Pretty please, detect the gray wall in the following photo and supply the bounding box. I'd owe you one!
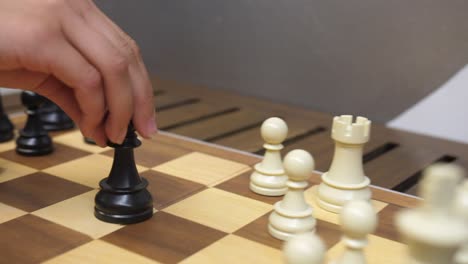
[97,0,468,122]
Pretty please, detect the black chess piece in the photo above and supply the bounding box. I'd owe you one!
[0,95,14,142]
[16,91,54,156]
[84,137,96,145]
[39,98,74,131]
[94,123,153,224]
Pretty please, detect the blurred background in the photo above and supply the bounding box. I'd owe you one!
[3,0,468,142]
[96,0,468,142]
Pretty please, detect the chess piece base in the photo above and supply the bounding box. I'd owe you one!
[268,210,316,241]
[317,173,372,213]
[250,171,288,196]
[249,182,287,196]
[94,177,153,224]
[15,134,53,156]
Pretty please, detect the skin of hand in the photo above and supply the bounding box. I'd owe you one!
[0,0,157,146]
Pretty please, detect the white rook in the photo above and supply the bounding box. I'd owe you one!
[317,115,372,213]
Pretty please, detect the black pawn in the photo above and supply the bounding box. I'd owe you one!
[0,95,14,142]
[16,91,54,156]
[39,98,74,131]
[94,124,153,224]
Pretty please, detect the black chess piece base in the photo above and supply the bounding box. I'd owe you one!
[16,134,53,156]
[94,178,153,224]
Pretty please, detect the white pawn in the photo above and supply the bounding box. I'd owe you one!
[455,180,468,264]
[333,200,377,264]
[250,117,289,196]
[396,163,467,264]
[284,232,326,264]
[317,115,372,213]
[268,149,316,240]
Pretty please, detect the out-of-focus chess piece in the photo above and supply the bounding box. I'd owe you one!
[39,98,74,131]
[16,91,53,156]
[0,94,14,142]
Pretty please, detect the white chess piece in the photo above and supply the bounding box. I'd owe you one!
[317,115,372,213]
[268,149,316,240]
[250,117,289,196]
[333,200,377,264]
[396,163,468,264]
[283,232,326,264]
[455,180,468,264]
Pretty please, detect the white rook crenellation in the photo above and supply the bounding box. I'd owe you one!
[396,163,468,264]
[317,115,372,213]
[250,117,289,196]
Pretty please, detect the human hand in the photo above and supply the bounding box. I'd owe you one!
[0,0,156,146]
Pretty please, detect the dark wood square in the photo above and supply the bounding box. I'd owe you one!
[375,204,404,242]
[234,211,282,249]
[101,138,192,168]
[102,211,227,264]
[141,170,205,210]
[235,213,342,250]
[215,171,282,205]
[0,214,91,264]
[315,219,343,248]
[0,142,92,170]
[0,172,92,212]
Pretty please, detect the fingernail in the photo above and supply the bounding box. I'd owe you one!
[147,117,157,135]
[115,128,127,144]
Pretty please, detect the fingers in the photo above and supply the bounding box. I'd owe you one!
[40,38,107,144]
[60,4,134,144]
[32,76,81,124]
[72,0,157,138]
[0,70,48,89]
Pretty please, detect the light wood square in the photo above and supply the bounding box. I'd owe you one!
[44,240,161,264]
[0,202,27,224]
[153,152,250,186]
[180,234,282,264]
[164,188,271,233]
[326,234,406,264]
[0,140,15,153]
[43,154,147,188]
[0,157,36,183]
[305,185,388,225]
[53,130,110,154]
[32,190,124,239]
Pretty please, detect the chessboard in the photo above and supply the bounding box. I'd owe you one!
[0,121,420,264]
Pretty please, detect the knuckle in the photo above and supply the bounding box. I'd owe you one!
[128,38,141,58]
[79,68,102,92]
[108,54,130,74]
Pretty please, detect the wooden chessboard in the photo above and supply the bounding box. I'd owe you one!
[0,125,419,263]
